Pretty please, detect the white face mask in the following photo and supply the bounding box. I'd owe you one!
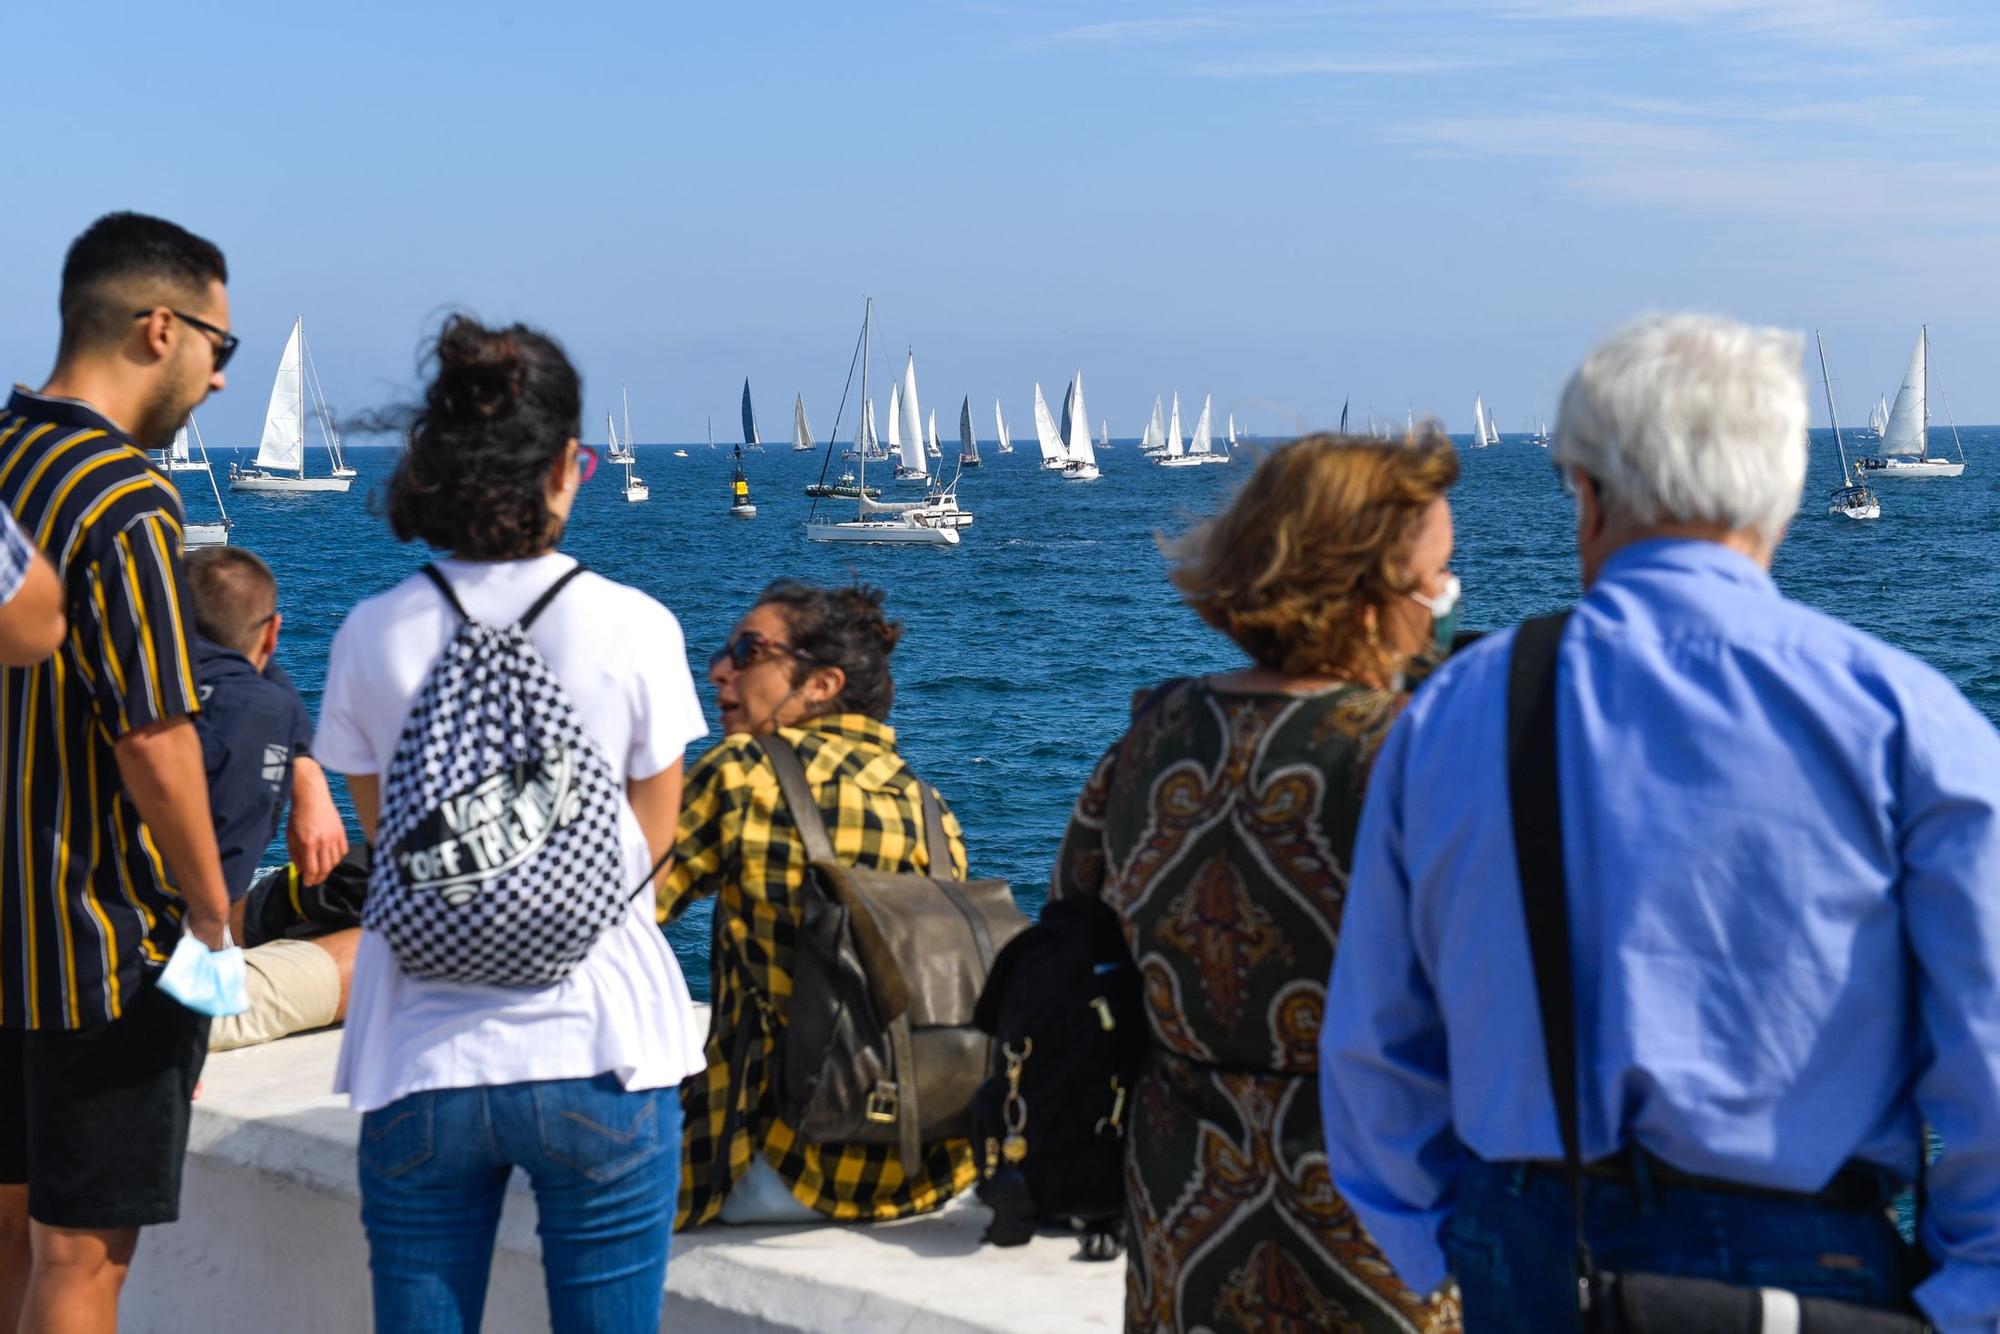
[1406,573,1462,653]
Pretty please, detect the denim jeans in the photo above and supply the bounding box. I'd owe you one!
[1445,1158,1924,1333]
[358,1074,681,1334]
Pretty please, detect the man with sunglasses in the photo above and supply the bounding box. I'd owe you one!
[0,212,237,1334]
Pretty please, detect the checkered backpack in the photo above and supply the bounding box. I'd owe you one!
[363,563,629,988]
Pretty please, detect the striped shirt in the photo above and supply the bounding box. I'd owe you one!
[0,505,32,603]
[0,386,202,1030]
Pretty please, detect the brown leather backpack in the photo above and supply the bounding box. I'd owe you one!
[761,734,1028,1175]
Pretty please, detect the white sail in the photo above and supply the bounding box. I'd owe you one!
[1226,413,1237,449]
[1189,396,1214,456]
[860,398,878,454]
[607,412,620,455]
[1869,395,1890,436]
[170,426,191,464]
[926,408,940,457]
[994,399,1012,453]
[793,395,814,452]
[1880,329,1927,458]
[887,383,903,454]
[1473,394,1489,447]
[1066,373,1095,467]
[254,319,306,474]
[898,355,926,475]
[1142,397,1165,451]
[1166,393,1184,458]
[1032,384,1065,463]
[1100,419,1109,448]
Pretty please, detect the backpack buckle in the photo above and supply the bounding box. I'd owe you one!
[865,1081,899,1124]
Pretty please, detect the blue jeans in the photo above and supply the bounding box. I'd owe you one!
[358,1075,681,1334]
[1446,1158,1923,1333]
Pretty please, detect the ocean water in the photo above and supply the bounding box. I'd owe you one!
[196,429,1997,997]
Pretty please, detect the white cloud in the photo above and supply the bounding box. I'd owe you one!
[1194,54,1490,77]
[1042,16,1233,47]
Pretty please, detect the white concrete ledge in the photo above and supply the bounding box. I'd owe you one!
[122,1021,1122,1332]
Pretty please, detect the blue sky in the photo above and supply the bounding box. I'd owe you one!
[5,0,1998,441]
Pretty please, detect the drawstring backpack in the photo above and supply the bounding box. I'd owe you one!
[364,563,630,988]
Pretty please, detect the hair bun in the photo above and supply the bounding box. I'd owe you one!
[433,315,523,421]
[836,584,902,654]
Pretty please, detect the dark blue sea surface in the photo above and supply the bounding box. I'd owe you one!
[196,429,1998,997]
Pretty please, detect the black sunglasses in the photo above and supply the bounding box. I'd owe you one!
[133,307,240,372]
[708,631,815,672]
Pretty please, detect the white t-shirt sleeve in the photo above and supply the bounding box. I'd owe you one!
[626,599,708,780]
[314,612,379,775]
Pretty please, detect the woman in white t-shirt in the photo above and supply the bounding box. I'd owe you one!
[315,317,706,1334]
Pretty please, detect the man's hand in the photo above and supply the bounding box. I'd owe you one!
[184,904,230,951]
[287,757,348,885]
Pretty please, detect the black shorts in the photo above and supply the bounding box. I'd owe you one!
[0,978,209,1228]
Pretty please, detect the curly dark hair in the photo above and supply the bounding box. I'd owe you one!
[756,580,904,720]
[385,315,583,559]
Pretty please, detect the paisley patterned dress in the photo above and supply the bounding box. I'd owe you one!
[1053,678,1460,1334]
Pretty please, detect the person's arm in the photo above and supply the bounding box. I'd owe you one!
[347,773,379,844]
[1901,691,2000,1334]
[0,544,64,666]
[286,756,348,886]
[114,718,230,947]
[627,758,684,892]
[657,745,738,925]
[1318,715,1464,1296]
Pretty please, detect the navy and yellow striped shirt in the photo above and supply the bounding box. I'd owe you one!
[0,386,202,1030]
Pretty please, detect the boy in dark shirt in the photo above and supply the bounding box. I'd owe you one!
[186,547,354,1048]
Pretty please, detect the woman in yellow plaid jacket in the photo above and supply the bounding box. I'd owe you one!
[658,580,978,1229]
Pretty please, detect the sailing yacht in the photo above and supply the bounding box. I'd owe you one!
[1818,333,1879,521]
[1141,397,1167,457]
[158,423,211,476]
[1866,395,1889,440]
[892,355,930,484]
[1059,372,1100,481]
[229,318,352,492]
[741,379,765,452]
[730,445,757,517]
[1226,413,1240,453]
[994,400,1014,454]
[805,300,957,546]
[170,415,232,548]
[618,408,649,502]
[1158,393,1203,468]
[1099,419,1110,450]
[792,395,815,452]
[609,389,635,463]
[959,397,982,467]
[926,408,942,460]
[1470,394,1500,449]
[1857,327,1966,478]
[1032,384,1066,471]
[1185,396,1230,465]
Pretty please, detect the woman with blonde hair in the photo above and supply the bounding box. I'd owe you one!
[1050,430,1463,1333]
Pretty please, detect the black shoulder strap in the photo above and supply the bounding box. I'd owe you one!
[420,564,470,622]
[1507,611,1595,1308]
[518,562,588,631]
[918,784,956,881]
[761,733,838,864]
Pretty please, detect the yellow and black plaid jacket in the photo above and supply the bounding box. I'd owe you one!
[659,713,978,1228]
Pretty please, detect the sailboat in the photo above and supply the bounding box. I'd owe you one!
[1059,372,1099,481]
[1471,394,1498,449]
[926,409,942,460]
[157,423,211,475]
[229,318,352,492]
[1818,333,1879,521]
[1226,413,1240,453]
[1099,419,1110,450]
[741,379,765,452]
[959,397,982,467]
[1140,397,1167,456]
[171,415,231,548]
[1186,396,1229,465]
[805,300,958,547]
[609,388,635,463]
[792,395,815,452]
[1032,384,1067,471]
[618,407,649,503]
[1158,392,1202,468]
[1857,327,1966,478]
[1530,418,1551,449]
[730,445,757,517]
[994,400,1014,454]
[893,354,930,484]
[1866,395,1889,440]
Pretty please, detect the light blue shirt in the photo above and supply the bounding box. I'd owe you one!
[1320,538,2000,1333]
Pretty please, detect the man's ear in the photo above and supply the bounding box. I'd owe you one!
[260,611,282,662]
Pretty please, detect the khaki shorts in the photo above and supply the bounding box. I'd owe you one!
[207,939,341,1052]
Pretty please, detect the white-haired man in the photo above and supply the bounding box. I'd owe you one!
[1321,313,2000,1332]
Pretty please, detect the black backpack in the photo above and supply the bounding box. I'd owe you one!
[969,891,1145,1255]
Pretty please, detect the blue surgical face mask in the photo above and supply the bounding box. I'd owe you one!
[158,926,250,1018]
[1407,573,1462,655]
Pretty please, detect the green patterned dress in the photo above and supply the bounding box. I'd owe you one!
[1053,678,1460,1334]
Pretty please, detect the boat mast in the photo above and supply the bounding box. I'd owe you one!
[1815,332,1855,489]
[856,298,872,519]
[623,387,634,456]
